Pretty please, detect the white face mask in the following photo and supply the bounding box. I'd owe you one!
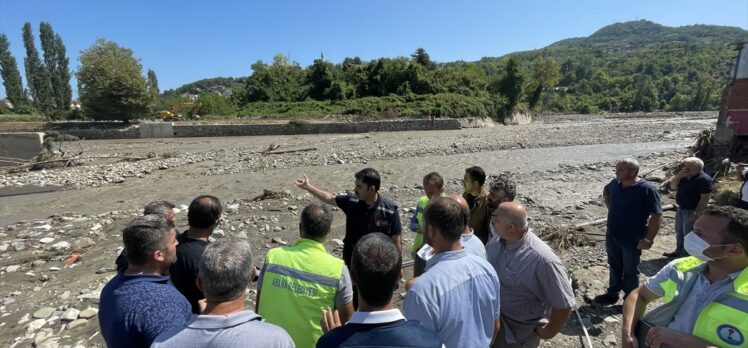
[684,231,727,262]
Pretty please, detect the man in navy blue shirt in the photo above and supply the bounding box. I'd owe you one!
[318,233,441,348]
[99,214,192,348]
[665,157,713,257]
[294,168,402,267]
[595,158,662,305]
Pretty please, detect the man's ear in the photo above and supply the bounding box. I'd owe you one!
[153,249,165,262]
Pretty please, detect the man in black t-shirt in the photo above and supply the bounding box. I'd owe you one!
[294,168,402,267]
[665,157,714,257]
[170,195,222,313]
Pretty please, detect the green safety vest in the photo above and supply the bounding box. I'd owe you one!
[411,196,430,253]
[258,238,344,348]
[643,256,748,347]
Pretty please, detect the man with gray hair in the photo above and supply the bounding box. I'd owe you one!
[152,238,295,347]
[664,157,714,257]
[595,158,662,305]
[487,202,575,347]
[99,214,191,348]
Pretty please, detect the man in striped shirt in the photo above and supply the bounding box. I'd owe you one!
[486,202,575,348]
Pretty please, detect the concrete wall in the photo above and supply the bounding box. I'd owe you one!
[173,119,461,138]
[0,119,462,140]
[0,132,44,166]
[140,122,174,138]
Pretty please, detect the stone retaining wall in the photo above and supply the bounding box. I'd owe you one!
[0,119,462,139]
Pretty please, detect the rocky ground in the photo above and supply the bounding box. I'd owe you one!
[0,112,725,347]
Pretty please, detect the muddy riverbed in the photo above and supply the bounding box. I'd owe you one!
[0,112,721,347]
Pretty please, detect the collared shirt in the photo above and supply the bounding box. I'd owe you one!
[461,229,487,259]
[151,310,295,348]
[605,178,662,242]
[645,260,742,335]
[336,194,402,266]
[348,309,406,324]
[317,309,442,348]
[99,274,192,348]
[675,172,714,210]
[486,231,576,344]
[404,250,500,348]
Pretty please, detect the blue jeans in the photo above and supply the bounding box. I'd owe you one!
[674,208,695,255]
[606,235,642,297]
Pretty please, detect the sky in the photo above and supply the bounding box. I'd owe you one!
[1,0,747,98]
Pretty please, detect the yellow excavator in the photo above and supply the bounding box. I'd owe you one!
[156,102,198,121]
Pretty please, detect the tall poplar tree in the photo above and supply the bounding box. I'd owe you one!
[0,33,28,111]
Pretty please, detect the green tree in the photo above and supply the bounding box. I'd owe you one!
[306,55,334,100]
[498,56,525,116]
[196,92,236,116]
[411,48,434,69]
[22,22,55,117]
[528,57,560,109]
[146,69,160,107]
[39,22,72,115]
[242,54,305,103]
[0,33,29,112]
[77,38,150,122]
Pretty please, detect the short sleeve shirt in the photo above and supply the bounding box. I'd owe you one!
[335,194,402,265]
[644,260,741,336]
[404,250,500,348]
[170,233,209,314]
[606,179,662,242]
[486,231,575,344]
[675,172,714,210]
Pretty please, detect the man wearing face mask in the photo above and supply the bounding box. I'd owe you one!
[621,206,748,348]
[487,174,517,238]
[170,195,223,313]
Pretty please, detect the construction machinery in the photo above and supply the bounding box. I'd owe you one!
[155,102,198,121]
[697,42,748,175]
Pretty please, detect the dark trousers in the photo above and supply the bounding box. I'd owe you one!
[606,235,642,297]
[413,256,427,277]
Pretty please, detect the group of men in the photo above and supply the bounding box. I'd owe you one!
[97,160,748,348]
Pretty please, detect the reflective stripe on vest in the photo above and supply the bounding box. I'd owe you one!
[258,238,344,348]
[655,257,748,347]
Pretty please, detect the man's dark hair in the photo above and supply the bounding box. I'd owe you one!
[423,172,444,189]
[188,195,222,229]
[489,174,517,201]
[465,166,486,187]
[704,206,748,250]
[123,214,175,266]
[350,233,401,307]
[143,200,175,216]
[424,197,465,242]
[300,204,333,240]
[355,168,381,191]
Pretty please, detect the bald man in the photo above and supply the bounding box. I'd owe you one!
[486,202,575,348]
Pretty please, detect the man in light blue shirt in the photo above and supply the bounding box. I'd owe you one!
[404,197,501,348]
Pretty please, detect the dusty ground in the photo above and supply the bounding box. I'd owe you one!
[0,112,722,347]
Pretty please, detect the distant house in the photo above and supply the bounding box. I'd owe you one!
[554,86,570,92]
[183,94,199,102]
[207,85,232,97]
[70,100,81,109]
[1,98,13,109]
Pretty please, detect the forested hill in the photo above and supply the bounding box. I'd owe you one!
[164,20,748,118]
[550,20,747,48]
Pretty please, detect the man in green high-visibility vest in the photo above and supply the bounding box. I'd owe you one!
[621,206,748,348]
[256,204,355,348]
[408,172,445,277]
